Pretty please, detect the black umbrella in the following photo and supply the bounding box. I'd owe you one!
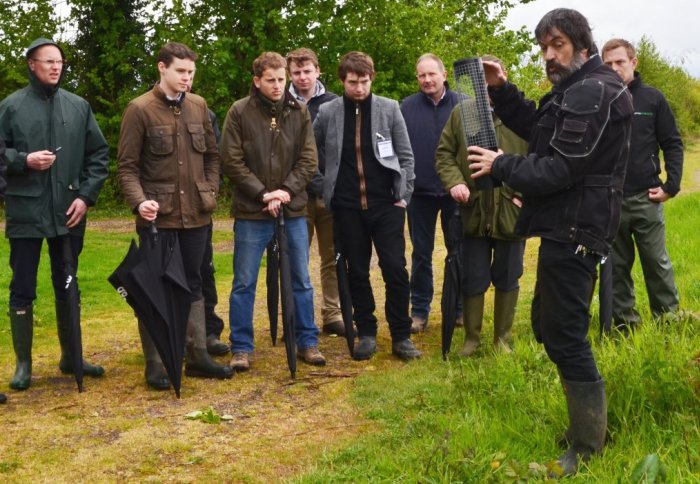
[276,211,297,379]
[598,258,613,336]
[333,220,355,357]
[61,235,84,392]
[109,224,191,397]
[441,209,463,360]
[266,239,280,345]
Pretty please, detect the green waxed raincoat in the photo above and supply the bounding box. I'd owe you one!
[435,105,528,241]
[0,38,109,239]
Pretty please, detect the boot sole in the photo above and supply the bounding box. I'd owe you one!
[10,381,30,391]
[185,367,234,379]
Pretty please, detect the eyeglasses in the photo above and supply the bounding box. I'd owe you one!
[31,58,64,67]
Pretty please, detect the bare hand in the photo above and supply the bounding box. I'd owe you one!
[481,60,507,88]
[468,146,502,179]
[138,200,160,221]
[263,189,291,204]
[26,150,56,171]
[393,200,407,208]
[65,198,87,228]
[648,186,670,203]
[449,184,470,204]
[263,198,282,217]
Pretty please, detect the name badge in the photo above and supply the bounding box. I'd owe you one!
[378,139,394,158]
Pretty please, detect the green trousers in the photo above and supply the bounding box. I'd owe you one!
[612,192,679,325]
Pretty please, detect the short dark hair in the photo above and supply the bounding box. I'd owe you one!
[338,51,375,81]
[253,52,286,77]
[602,38,636,60]
[535,8,598,56]
[157,42,198,67]
[286,48,319,70]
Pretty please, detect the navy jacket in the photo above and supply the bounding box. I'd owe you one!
[400,85,462,197]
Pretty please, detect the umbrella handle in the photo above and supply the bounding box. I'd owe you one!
[149,220,159,247]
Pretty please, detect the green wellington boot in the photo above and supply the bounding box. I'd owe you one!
[185,299,234,379]
[138,320,170,390]
[460,294,484,357]
[9,306,33,390]
[493,288,519,353]
[55,300,105,377]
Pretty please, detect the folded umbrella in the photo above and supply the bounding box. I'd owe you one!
[61,235,84,392]
[332,218,355,357]
[276,211,297,379]
[109,224,191,397]
[441,209,463,360]
[266,239,280,345]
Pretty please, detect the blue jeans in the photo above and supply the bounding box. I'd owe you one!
[228,217,319,353]
[407,194,458,318]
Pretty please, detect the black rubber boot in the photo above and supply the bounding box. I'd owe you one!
[55,300,105,377]
[138,320,170,390]
[185,299,234,379]
[493,289,519,353]
[0,393,7,404]
[460,294,484,357]
[9,306,33,390]
[555,378,607,476]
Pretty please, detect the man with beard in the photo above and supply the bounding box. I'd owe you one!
[467,9,633,475]
[0,38,109,392]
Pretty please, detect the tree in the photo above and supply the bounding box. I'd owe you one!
[0,0,59,99]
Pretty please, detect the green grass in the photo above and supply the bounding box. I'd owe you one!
[0,145,699,481]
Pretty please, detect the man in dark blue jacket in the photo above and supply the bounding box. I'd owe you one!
[468,9,633,476]
[602,38,683,330]
[400,54,463,333]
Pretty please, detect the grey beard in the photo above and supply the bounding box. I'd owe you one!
[546,53,586,85]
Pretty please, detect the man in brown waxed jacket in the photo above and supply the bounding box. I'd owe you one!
[117,41,233,391]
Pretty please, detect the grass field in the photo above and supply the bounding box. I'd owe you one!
[0,143,699,482]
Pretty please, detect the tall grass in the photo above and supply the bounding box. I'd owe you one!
[295,152,700,482]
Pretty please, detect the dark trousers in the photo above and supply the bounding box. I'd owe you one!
[201,221,224,337]
[531,239,601,382]
[9,235,84,308]
[138,226,208,302]
[407,194,457,318]
[461,236,524,296]
[334,204,411,341]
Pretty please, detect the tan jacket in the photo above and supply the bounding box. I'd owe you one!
[220,89,317,220]
[117,84,219,229]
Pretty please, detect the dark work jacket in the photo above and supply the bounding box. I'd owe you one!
[400,85,462,197]
[624,72,683,197]
[489,55,634,256]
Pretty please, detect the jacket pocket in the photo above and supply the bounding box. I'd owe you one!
[187,123,207,153]
[146,125,175,155]
[143,182,176,216]
[196,181,216,213]
[496,186,521,239]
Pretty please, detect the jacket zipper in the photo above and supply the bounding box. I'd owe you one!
[355,103,368,210]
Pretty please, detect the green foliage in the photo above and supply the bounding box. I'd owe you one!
[631,454,668,483]
[635,36,700,138]
[0,0,60,99]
